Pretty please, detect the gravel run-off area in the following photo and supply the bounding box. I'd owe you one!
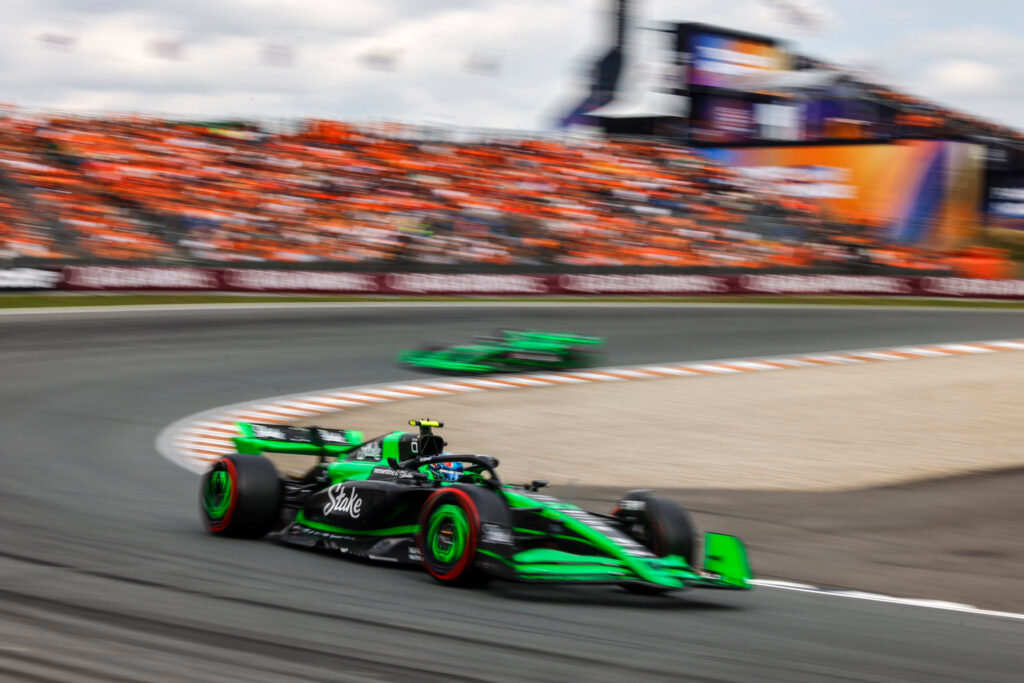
[297,351,1024,491]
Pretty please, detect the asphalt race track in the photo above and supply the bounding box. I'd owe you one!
[3,303,1024,682]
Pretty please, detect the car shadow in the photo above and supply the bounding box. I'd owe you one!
[348,555,744,610]
[481,582,743,611]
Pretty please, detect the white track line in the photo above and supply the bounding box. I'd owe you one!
[751,580,1024,621]
[154,335,1024,622]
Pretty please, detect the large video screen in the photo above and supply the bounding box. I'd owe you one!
[688,32,788,91]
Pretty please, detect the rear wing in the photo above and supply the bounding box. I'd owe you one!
[233,422,364,456]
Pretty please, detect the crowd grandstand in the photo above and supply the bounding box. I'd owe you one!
[0,112,1015,277]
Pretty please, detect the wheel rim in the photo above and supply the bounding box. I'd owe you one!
[427,504,469,566]
[202,460,236,529]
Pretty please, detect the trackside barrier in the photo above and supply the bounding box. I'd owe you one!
[9,267,1024,298]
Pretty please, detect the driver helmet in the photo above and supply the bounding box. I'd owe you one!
[429,457,464,482]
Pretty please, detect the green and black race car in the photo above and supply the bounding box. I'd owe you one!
[396,330,606,374]
[201,419,753,594]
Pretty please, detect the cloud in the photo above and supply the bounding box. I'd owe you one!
[0,0,1019,131]
[1,0,601,126]
[908,27,1021,60]
[877,23,1023,127]
[758,0,837,36]
[813,14,1023,129]
[924,59,1004,95]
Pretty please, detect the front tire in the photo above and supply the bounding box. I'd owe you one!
[200,454,281,538]
[613,491,696,594]
[416,488,487,586]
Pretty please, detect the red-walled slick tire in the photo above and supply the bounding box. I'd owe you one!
[200,453,281,539]
[416,488,487,586]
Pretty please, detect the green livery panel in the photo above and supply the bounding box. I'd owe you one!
[397,329,606,374]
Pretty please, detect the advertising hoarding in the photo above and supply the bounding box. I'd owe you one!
[0,268,60,291]
[700,141,985,248]
[48,269,1024,299]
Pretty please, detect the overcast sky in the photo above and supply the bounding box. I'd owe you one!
[2,0,1020,131]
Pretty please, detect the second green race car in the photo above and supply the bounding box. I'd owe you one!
[396,329,606,374]
[200,419,753,594]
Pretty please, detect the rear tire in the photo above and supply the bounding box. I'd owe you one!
[416,488,487,586]
[613,491,696,595]
[200,454,281,538]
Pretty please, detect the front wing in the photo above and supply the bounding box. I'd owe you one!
[477,533,753,591]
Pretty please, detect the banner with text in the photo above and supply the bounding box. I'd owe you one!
[46,267,1024,299]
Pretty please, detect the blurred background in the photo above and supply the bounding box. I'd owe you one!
[4,5,1024,680]
[0,0,1021,278]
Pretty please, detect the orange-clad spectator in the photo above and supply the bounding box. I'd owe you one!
[951,247,1016,279]
[0,111,991,274]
